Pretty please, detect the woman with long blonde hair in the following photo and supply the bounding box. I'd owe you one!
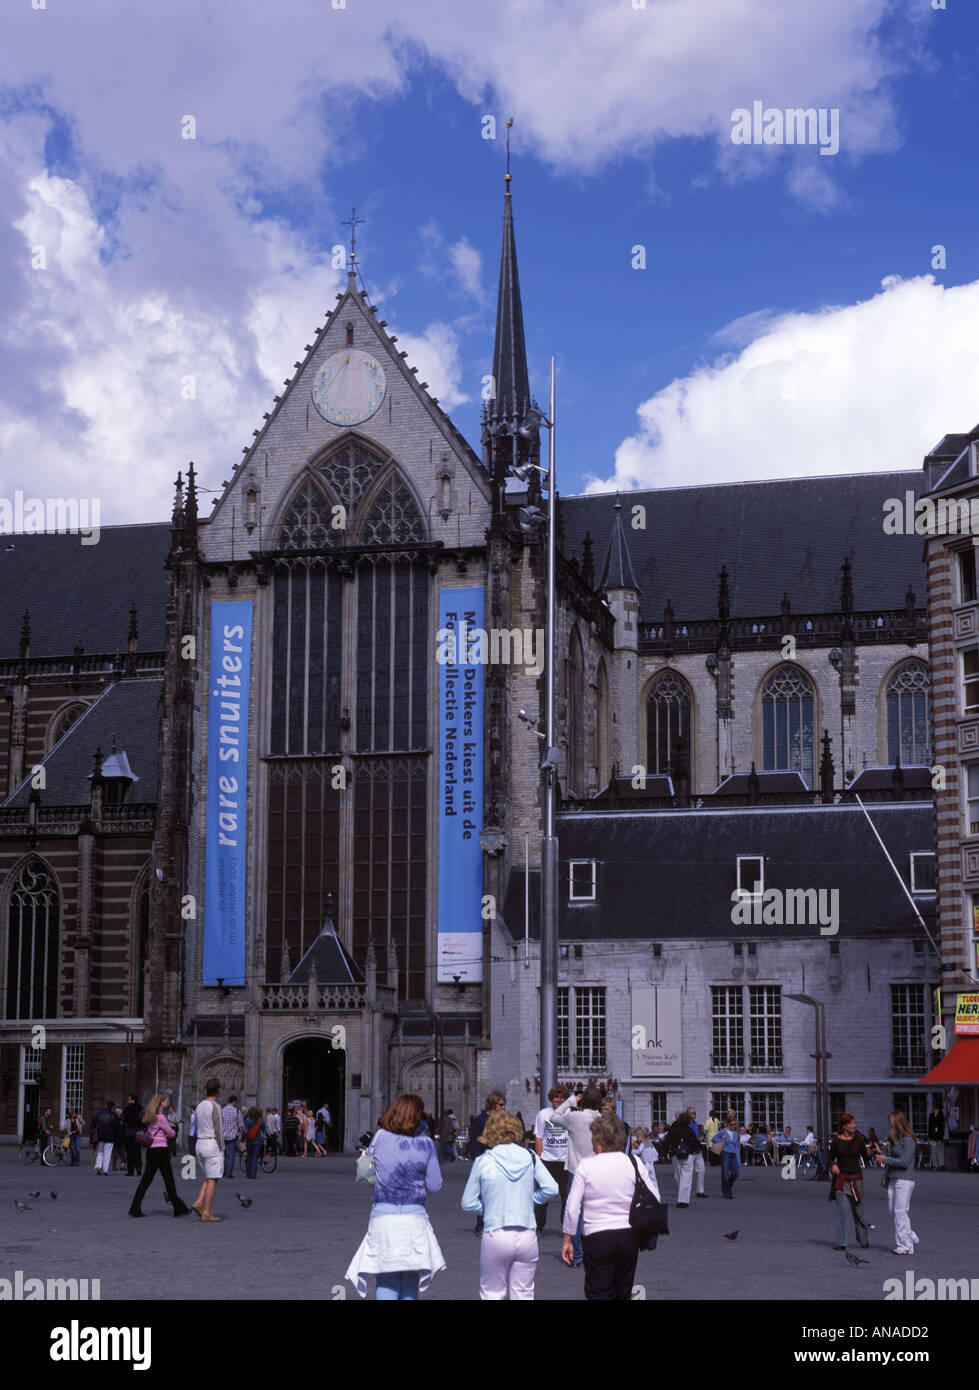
[875,1111,919,1255]
[128,1090,191,1219]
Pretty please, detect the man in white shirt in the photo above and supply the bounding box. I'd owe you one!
[799,1126,817,1150]
[534,1085,570,1232]
[550,1086,603,1267]
[192,1078,225,1222]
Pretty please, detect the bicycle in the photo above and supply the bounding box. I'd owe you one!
[19,1133,66,1167]
[237,1140,277,1175]
[799,1146,830,1180]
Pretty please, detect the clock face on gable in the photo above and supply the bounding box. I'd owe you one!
[311,349,386,426]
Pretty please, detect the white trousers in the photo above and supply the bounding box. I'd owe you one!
[479,1227,539,1300]
[887,1178,917,1252]
[672,1155,694,1204]
[95,1141,114,1172]
[690,1148,706,1194]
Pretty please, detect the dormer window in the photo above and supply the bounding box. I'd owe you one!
[568,859,597,902]
[910,853,936,895]
[736,855,764,897]
[93,751,139,806]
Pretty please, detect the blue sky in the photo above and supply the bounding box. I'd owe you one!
[2,0,979,520]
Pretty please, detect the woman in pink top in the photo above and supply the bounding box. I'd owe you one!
[128,1091,191,1218]
[562,1113,661,1300]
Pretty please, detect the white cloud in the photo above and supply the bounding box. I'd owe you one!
[389,321,469,412]
[0,0,927,519]
[590,276,979,493]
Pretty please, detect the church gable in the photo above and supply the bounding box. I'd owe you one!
[200,274,490,561]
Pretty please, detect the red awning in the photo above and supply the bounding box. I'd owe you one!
[918,1036,979,1085]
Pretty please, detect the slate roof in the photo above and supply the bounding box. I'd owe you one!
[559,472,926,622]
[0,524,170,659]
[288,912,364,985]
[847,767,932,793]
[714,771,808,796]
[4,678,162,807]
[503,803,936,942]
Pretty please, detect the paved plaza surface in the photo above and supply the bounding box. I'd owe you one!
[2,1146,976,1303]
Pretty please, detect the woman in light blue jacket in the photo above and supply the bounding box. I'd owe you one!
[875,1111,919,1255]
[461,1109,558,1300]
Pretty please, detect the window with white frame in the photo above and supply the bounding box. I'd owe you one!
[736,856,764,896]
[63,1044,84,1120]
[574,987,607,1069]
[749,985,783,1069]
[829,1092,847,1134]
[649,1093,667,1128]
[963,647,979,714]
[568,860,597,902]
[557,986,570,1069]
[891,984,927,1070]
[893,1091,928,1135]
[711,1092,745,1126]
[711,986,745,1069]
[554,986,606,1070]
[22,1044,42,1084]
[910,853,936,894]
[750,1092,784,1131]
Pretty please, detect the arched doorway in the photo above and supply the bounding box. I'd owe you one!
[282,1038,345,1151]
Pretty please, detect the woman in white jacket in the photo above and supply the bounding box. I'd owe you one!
[461,1111,558,1300]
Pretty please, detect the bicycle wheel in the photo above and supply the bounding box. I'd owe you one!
[19,1142,38,1164]
[43,1142,66,1167]
[260,1150,277,1174]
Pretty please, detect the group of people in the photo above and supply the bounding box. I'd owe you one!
[348,1085,663,1302]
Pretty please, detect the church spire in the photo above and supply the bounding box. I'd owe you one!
[482,120,538,492]
[599,497,640,592]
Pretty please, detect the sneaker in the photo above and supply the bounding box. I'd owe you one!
[892,1248,911,1255]
[676,1202,689,1208]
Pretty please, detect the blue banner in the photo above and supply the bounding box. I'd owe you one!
[437,587,484,983]
[203,601,253,985]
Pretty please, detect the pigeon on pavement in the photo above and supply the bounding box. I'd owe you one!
[29,1190,41,1199]
[845,1252,870,1267]
[49,1192,58,1199]
[14,1200,32,1213]
[722,1230,739,1242]
[235,1193,253,1209]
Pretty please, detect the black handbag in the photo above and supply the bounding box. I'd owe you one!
[628,1153,669,1246]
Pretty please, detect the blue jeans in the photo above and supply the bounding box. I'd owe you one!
[224,1142,237,1178]
[572,1208,584,1265]
[69,1134,81,1165]
[246,1140,260,1179]
[720,1151,739,1197]
[834,1188,869,1248]
[376,1272,420,1301]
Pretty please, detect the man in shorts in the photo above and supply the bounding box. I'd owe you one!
[192,1078,224,1222]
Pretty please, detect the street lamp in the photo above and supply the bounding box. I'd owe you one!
[787,992,831,1159]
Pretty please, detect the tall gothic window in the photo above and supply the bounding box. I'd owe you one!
[567,628,585,796]
[6,859,59,1019]
[271,559,344,755]
[596,661,610,790]
[886,662,930,765]
[353,759,428,1001]
[355,559,429,753]
[266,764,342,977]
[646,670,691,776]
[762,666,815,787]
[267,450,430,995]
